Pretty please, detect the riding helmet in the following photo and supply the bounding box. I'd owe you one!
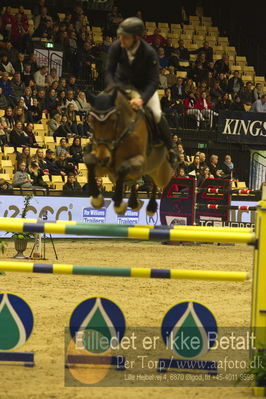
[117,17,145,37]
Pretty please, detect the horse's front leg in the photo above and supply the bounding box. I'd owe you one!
[128,185,143,212]
[112,174,127,215]
[146,181,158,216]
[112,155,145,215]
[86,153,104,209]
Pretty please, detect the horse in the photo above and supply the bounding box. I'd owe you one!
[84,86,174,216]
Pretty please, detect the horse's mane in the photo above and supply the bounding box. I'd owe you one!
[90,84,135,124]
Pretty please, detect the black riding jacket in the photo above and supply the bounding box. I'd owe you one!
[105,39,160,104]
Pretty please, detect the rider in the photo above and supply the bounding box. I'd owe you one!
[105,17,177,168]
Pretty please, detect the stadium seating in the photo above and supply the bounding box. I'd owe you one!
[0,7,264,192]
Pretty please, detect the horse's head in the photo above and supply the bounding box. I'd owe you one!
[88,87,133,168]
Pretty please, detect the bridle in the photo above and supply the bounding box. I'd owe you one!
[89,102,142,152]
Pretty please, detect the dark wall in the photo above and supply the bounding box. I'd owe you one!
[205,1,266,76]
[115,0,196,21]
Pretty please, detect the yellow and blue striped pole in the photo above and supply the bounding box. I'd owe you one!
[0,219,255,244]
[0,261,249,282]
[0,217,253,233]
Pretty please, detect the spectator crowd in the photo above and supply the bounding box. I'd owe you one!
[8,137,89,192]
[171,133,236,184]
[0,3,264,133]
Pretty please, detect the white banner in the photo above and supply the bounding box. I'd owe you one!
[0,196,160,238]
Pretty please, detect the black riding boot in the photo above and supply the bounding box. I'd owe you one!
[157,116,178,169]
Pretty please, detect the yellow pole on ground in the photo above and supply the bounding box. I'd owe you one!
[0,261,249,282]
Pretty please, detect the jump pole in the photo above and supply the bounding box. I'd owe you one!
[0,220,255,244]
[0,217,253,233]
[197,188,261,195]
[0,261,249,282]
[196,204,257,211]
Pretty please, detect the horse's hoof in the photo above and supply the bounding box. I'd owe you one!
[132,199,144,212]
[91,194,104,209]
[114,201,127,216]
[146,210,156,217]
[146,201,158,217]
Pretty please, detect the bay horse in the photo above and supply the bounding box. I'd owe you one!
[84,86,174,215]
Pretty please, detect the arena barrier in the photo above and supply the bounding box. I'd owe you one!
[1,185,266,395]
[0,261,249,282]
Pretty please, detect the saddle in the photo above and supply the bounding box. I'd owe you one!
[125,89,163,148]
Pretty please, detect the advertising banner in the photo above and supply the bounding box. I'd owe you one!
[217,111,266,145]
[0,196,160,238]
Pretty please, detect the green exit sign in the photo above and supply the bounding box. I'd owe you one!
[45,42,54,48]
[198,143,207,149]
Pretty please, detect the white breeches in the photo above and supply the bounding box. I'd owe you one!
[129,90,162,123]
[146,91,162,123]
